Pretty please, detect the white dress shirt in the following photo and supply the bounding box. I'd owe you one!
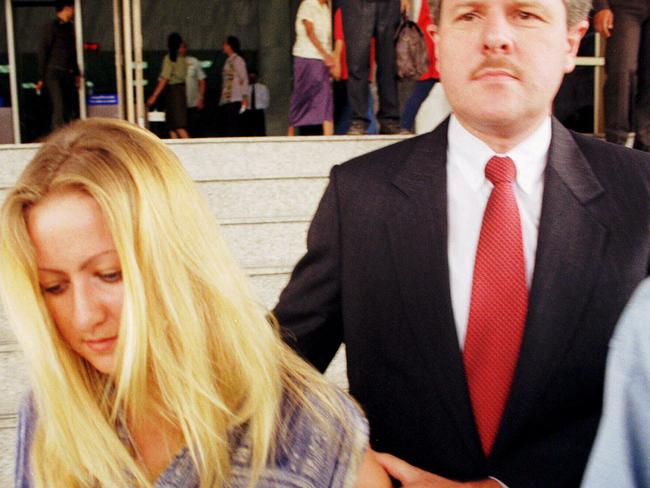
[248,82,270,110]
[447,115,550,349]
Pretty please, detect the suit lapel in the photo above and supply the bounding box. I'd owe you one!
[494,119,608,455]
[387,120,483,462]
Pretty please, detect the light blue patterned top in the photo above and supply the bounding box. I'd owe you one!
[581,278,650,488]
[15,391,368,487]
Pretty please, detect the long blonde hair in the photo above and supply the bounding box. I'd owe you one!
[0,118,351,487]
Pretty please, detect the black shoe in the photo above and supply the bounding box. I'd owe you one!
[346,121,367,135]
[379,121,401,135]
[633,139,650,152]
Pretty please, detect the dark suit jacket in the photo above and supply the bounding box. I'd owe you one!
[274,118,650,487]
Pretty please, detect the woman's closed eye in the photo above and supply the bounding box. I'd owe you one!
[99,271,122,283]
[42,282,68,295]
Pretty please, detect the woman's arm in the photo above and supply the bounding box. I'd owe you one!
[146,78,168,107]
[303,19,334,67]
[331,39,344,80]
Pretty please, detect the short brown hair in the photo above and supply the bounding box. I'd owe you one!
[428,0,592,27]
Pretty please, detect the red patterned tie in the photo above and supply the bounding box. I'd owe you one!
[464,155,528,456]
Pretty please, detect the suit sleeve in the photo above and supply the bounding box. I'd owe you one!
[274,166,344,372]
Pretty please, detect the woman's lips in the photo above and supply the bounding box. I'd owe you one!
[85,336,117,352]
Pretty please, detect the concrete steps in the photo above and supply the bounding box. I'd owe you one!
[0,134,404,483]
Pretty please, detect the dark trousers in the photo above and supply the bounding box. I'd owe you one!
[219,102,243,137]
[242,109,266,136]
[341,0,400,127]
[188,107,204,138]
[603,2,650,148]
[45,68,77,130]
[401,79,437,131]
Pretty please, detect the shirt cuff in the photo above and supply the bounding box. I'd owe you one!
[489,476,509,488]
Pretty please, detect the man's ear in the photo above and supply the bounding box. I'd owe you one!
[564,19,589,73]
[426,23,437,42]
[427,24,441,74]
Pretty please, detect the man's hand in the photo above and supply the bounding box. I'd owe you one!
[196,97,204,110]
[401,0,411,15]
[330,60,342,81]
[375,453,501,488]
[593,9,614,38]
[323,52,335,69]
[34,80,44,93]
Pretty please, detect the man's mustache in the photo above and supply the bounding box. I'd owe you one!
[471,59,522,79]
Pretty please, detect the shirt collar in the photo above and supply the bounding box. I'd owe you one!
[447,114,551,194]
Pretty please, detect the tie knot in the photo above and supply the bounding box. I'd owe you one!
[485,156,516,184]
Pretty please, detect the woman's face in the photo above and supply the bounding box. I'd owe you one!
[27,189,123,375]
[223,41,232,56]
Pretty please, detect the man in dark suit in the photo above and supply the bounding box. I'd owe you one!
[274,0,650,486]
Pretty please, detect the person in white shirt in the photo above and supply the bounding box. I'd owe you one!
[243,69,270,136]
[219,35,248,137]
[273,0,650,486]
[288,0,334,136]
[179,42,206,137]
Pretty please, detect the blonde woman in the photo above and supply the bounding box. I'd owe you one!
[1,119,390,488]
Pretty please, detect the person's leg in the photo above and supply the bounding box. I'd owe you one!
[341,0,375,128]
[633,7,650,150]
[169,130,178,139]
[401,80,437,131]
[257,110,266,136]
[367,86,379,134]
[603,4,644,145]
[288,125,295,136]
[177,128,189,138]
[323,120,334,135]
[46,72,65,130]
[374,0,401,131]
[61,73,78,124]
[187,107,201,137]
[223,102,242,137]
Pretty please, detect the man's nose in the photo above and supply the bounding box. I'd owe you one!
[482,14,514,54]
[72,283,106,332]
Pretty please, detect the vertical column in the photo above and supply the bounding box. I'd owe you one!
[74,0,86,119]
[5,0,19,143]
[113,0,125,119]
[132,0,145,127]
[122,0,134,123]
[258,0,294,135]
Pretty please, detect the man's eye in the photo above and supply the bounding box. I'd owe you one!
[100,271,123,283]
[459,12,479,21]
[516,11,540,21]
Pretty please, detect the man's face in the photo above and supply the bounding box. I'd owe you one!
[433,0,587,140]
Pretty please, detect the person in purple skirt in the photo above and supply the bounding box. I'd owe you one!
[288,0,334,136]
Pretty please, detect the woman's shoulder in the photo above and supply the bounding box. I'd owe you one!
[231,388,369,487]
[282,389,368,487]
[16,393,36,440]
[15,393,36,488]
